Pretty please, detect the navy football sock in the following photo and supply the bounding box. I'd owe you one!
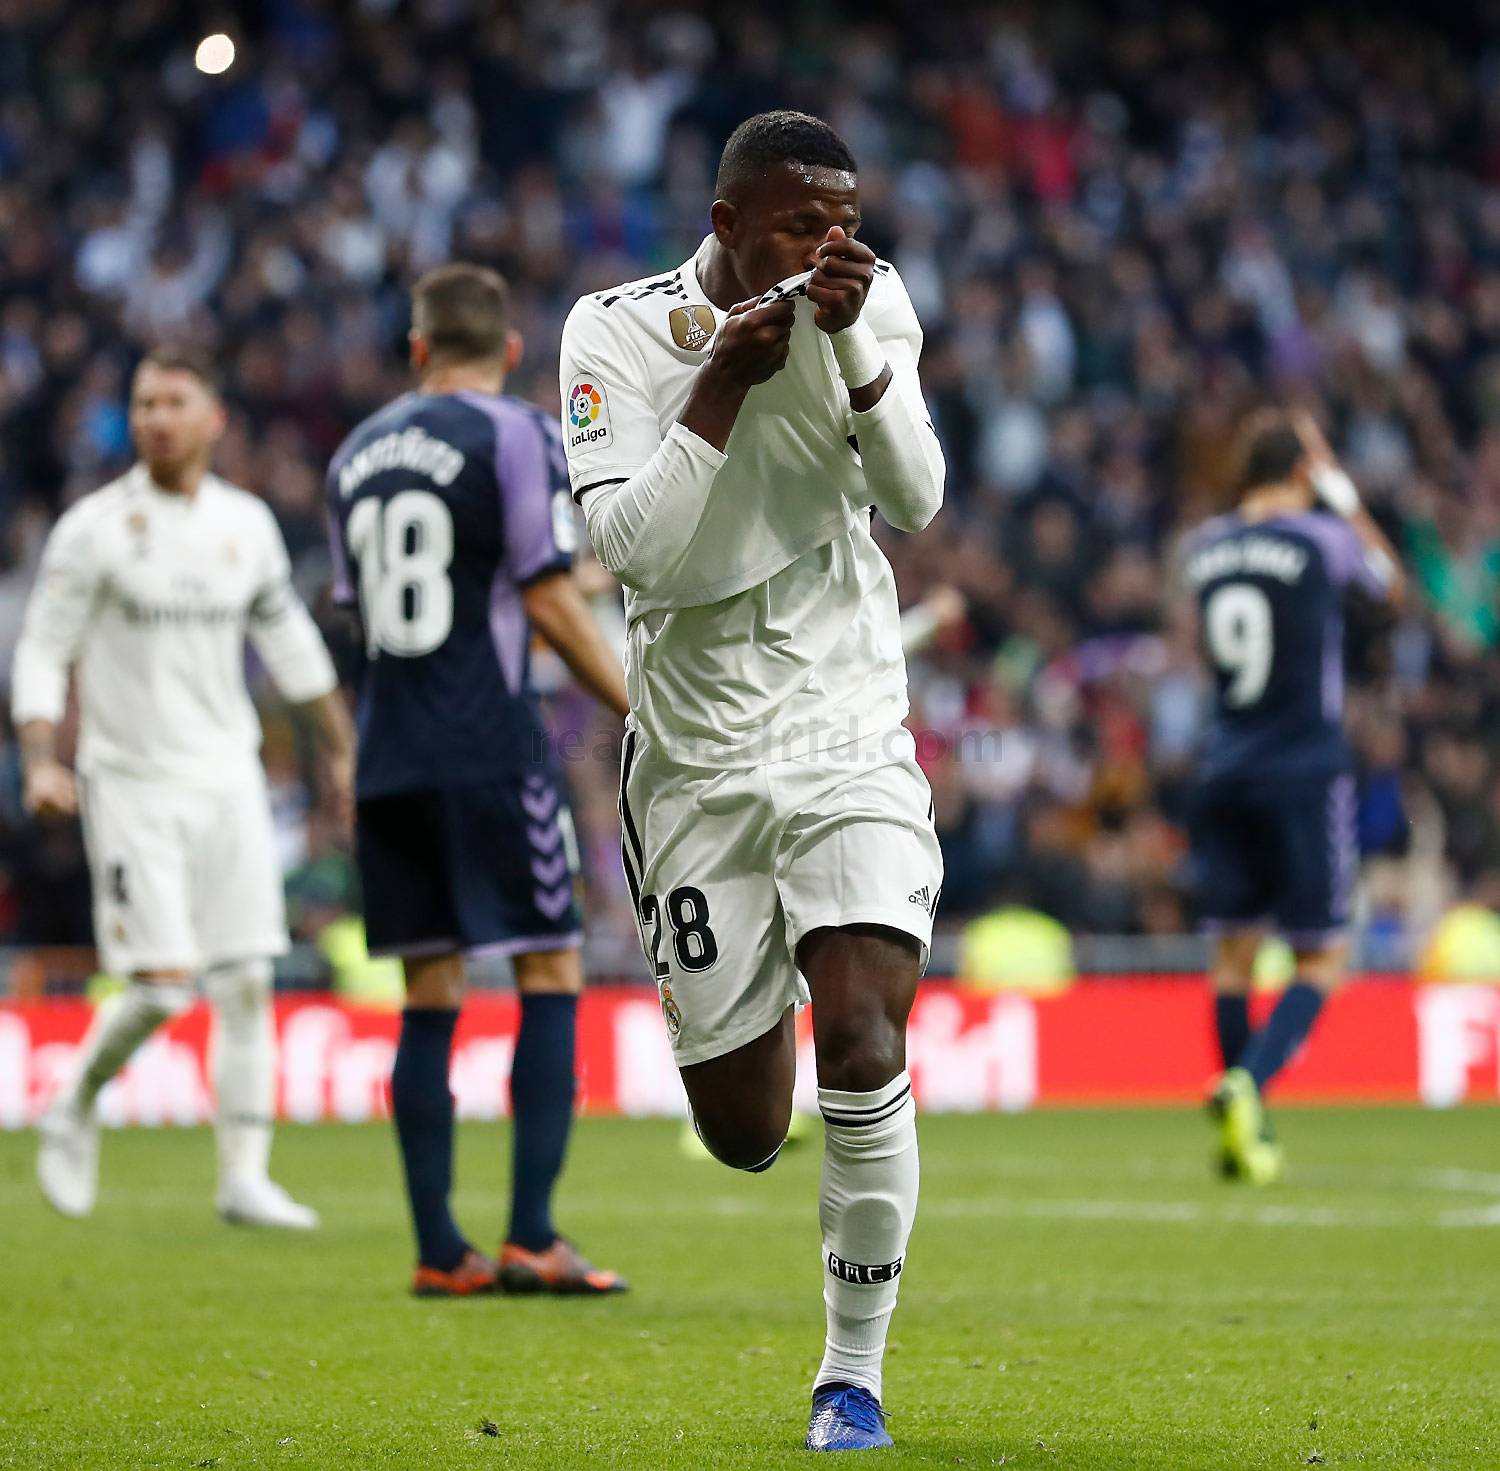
[507,992,578,1252]
[391,1007,469,1271]
[1214,994,1251,1070]
[1239,981,1325,1092]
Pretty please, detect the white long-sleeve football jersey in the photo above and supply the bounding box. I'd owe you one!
[559,239,945,766]
[12,464,337,785]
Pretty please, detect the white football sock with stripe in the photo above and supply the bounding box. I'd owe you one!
[62,980,195,1114]
[204,960,276,1186]
[815,1071,919,1400]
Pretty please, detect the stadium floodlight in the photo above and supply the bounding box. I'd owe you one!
[194,33,235,74]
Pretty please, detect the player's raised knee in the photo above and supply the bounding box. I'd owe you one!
[814,1037,904,1095]
[811,1005,906,1094]
[692,1107,790,1173]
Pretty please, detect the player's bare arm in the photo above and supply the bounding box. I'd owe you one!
[1293,409,1408,608]
[899,584,967,656]
[522,571,629,719]
[299,687,356,831]
[12,494,102,826]
[18,718,77,820]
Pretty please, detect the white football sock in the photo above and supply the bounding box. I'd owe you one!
[815,1071,919,1401]
[204,960,276,1186]
[64,980,194,1113]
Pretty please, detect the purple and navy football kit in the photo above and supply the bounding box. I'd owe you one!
[328,391,580,956]
[1182,510,1394,944]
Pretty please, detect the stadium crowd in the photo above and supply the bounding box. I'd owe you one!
[2,0,1498,969]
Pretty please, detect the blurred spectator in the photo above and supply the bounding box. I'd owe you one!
[0,0,1495,967]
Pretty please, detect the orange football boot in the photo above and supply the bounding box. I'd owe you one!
[498,1238,628,1296]
[410,1248,501,1297]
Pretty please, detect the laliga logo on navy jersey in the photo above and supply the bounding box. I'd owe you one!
[567,375,612,449]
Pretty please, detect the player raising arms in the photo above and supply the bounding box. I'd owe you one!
[1183,409,1405,1183]
[327,265,630,1298]
[559,112,944,1451]
[17,346,353,1229]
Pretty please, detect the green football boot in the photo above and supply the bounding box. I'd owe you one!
[1208,1067,1283,1185]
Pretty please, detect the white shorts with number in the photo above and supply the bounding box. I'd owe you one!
[619,725,943,1067]
[78,767,289,976]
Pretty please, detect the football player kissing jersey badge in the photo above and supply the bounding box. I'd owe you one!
[669,304,715,352]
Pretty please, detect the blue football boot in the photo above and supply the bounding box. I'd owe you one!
[806,1383,894,1451]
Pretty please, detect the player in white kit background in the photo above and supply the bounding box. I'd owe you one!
[14,346,355,1230]
[559,111,945,1452]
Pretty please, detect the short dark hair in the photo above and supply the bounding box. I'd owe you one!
[136,343,220,396]
[715,110,857,202]
[1234,409,1305,496]
[411,263,511,365]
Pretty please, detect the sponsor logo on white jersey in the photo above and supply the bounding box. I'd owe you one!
[566,374,612,450]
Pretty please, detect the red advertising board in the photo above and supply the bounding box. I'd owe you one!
[2,980,1497,1129]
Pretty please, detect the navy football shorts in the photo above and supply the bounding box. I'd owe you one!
[356,770,582,959]
[1189,770,1357,948]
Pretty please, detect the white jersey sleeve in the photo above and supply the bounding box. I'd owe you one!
[560,295,728,596]
[844,268,945,532]
[245,504,338,703]
[558,298,670,499]
[11,500,103,726]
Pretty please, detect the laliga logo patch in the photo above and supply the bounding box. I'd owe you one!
[567,375,612,449]
[669,304,716,352]
[568,381,601,427]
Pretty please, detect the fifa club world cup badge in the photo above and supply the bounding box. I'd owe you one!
[127,510,150,559]
[660,981,683,1040]
[669,304,715,352]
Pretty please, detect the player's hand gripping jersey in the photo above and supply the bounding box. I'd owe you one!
[558,239,944,766]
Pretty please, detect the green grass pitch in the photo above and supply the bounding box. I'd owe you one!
[3,1108,1499,1470]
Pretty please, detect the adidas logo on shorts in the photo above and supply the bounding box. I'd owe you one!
[908,885,931,908]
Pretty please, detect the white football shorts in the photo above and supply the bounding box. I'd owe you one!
[619,724,943,1067]
[77,767,289,975]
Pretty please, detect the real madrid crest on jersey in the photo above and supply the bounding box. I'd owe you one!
[668,304,715,352]
[659,980,683,1039]
[127,510,150,559]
